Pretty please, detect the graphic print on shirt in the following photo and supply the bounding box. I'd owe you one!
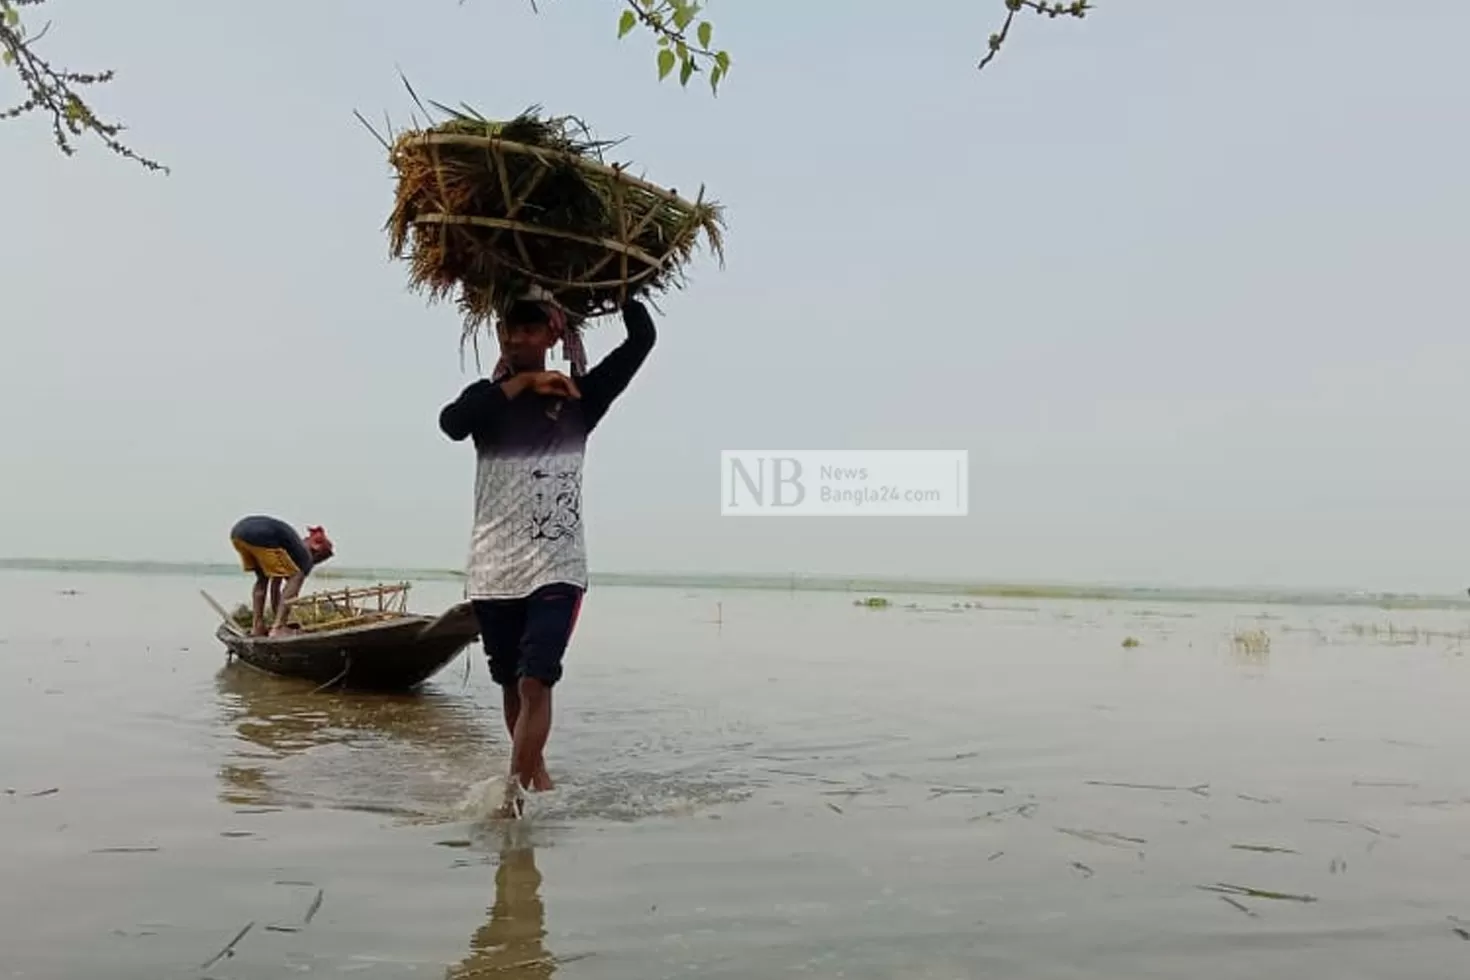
[528,466,582,541]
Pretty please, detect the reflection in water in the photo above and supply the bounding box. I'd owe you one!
[213,663,501,820]
[448,837,559,980]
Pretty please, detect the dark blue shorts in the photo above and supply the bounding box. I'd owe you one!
[472,582,584,688]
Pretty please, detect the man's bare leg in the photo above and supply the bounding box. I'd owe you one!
[494,683,527,818]
[511,678,554,793]
[251,573,269,636]
[269,572,306,635]
[501,684,521,737]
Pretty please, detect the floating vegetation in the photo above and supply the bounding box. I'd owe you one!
[1198,882,1317,903]
[928,785,1006,800]
[971,801,1039,822]
[1217,895,1258,918]
[1344,622,1470,647]
[1086,780,1210,797]
[304,888,325,924]
[1069,861,1095,878]
[1057,827,1147,849]
[1232,629,1271,656]
[854,596,891,608]
[1237,792,1282,805]
[1307,818,1398,838]
[1121,636,1141,648]
[199,921,255,970]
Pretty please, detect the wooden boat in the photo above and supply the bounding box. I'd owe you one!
[207,582,481,690]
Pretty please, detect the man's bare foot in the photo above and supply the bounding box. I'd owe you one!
[495,778,525,819]
[531,766,554,792]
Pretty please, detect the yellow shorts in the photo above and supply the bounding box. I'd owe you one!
[231,538,301,579]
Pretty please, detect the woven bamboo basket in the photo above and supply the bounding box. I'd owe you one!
[385,107,724,334]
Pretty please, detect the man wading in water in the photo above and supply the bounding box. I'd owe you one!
[438,290,656,817]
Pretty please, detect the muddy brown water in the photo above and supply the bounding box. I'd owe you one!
[3,569,1470,978]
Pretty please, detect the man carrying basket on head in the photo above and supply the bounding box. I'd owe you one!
[438,286,657,818]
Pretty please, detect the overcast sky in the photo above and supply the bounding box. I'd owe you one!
[2,1,1467,593]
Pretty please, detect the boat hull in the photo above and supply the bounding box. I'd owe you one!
[216,602,481,690]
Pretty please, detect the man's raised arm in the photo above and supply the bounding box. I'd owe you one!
[580,299,658,432]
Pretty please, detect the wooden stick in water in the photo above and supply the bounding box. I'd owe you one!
[200,590,245,637]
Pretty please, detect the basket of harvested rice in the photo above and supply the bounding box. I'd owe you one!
[383,103,724,341]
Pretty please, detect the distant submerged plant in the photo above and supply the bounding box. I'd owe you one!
[1232,629,1271,656]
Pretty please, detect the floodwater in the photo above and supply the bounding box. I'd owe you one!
[3,569,1470,979]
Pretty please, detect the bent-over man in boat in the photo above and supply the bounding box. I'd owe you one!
[229,514,334,637]
[438,289,656,818]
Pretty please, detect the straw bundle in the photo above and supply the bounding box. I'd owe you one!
[384,104,724,338]
[230,602,364,632]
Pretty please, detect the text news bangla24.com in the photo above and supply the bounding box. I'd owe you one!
[720,451,968,517]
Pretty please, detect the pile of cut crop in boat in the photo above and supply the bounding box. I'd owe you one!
[229,602,367,632]
[383,103,724,339]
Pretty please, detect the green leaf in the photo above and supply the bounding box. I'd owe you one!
[715,50,731,73]
[680,56,695,86]
[672,3,695,30]
[618,9,636,38]
[657,48,675,80]
[676,40,687,60]
[4,7,18,27]
[697,21,713,49]
[1,49,12,66]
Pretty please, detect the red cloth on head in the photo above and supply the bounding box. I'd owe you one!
[490,294,587,382]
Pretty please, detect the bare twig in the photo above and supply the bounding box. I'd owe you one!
[979,0,1092,73]
[0,0,165,171]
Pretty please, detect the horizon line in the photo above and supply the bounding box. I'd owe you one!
[0,556,1464,609]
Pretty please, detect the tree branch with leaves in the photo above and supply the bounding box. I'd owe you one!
[1,0,1092,173]
[615,0,731,93]
[614,0,1092,91]
[0,0,165,172]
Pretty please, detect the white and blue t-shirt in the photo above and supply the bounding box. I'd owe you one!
[438,302,656,601]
